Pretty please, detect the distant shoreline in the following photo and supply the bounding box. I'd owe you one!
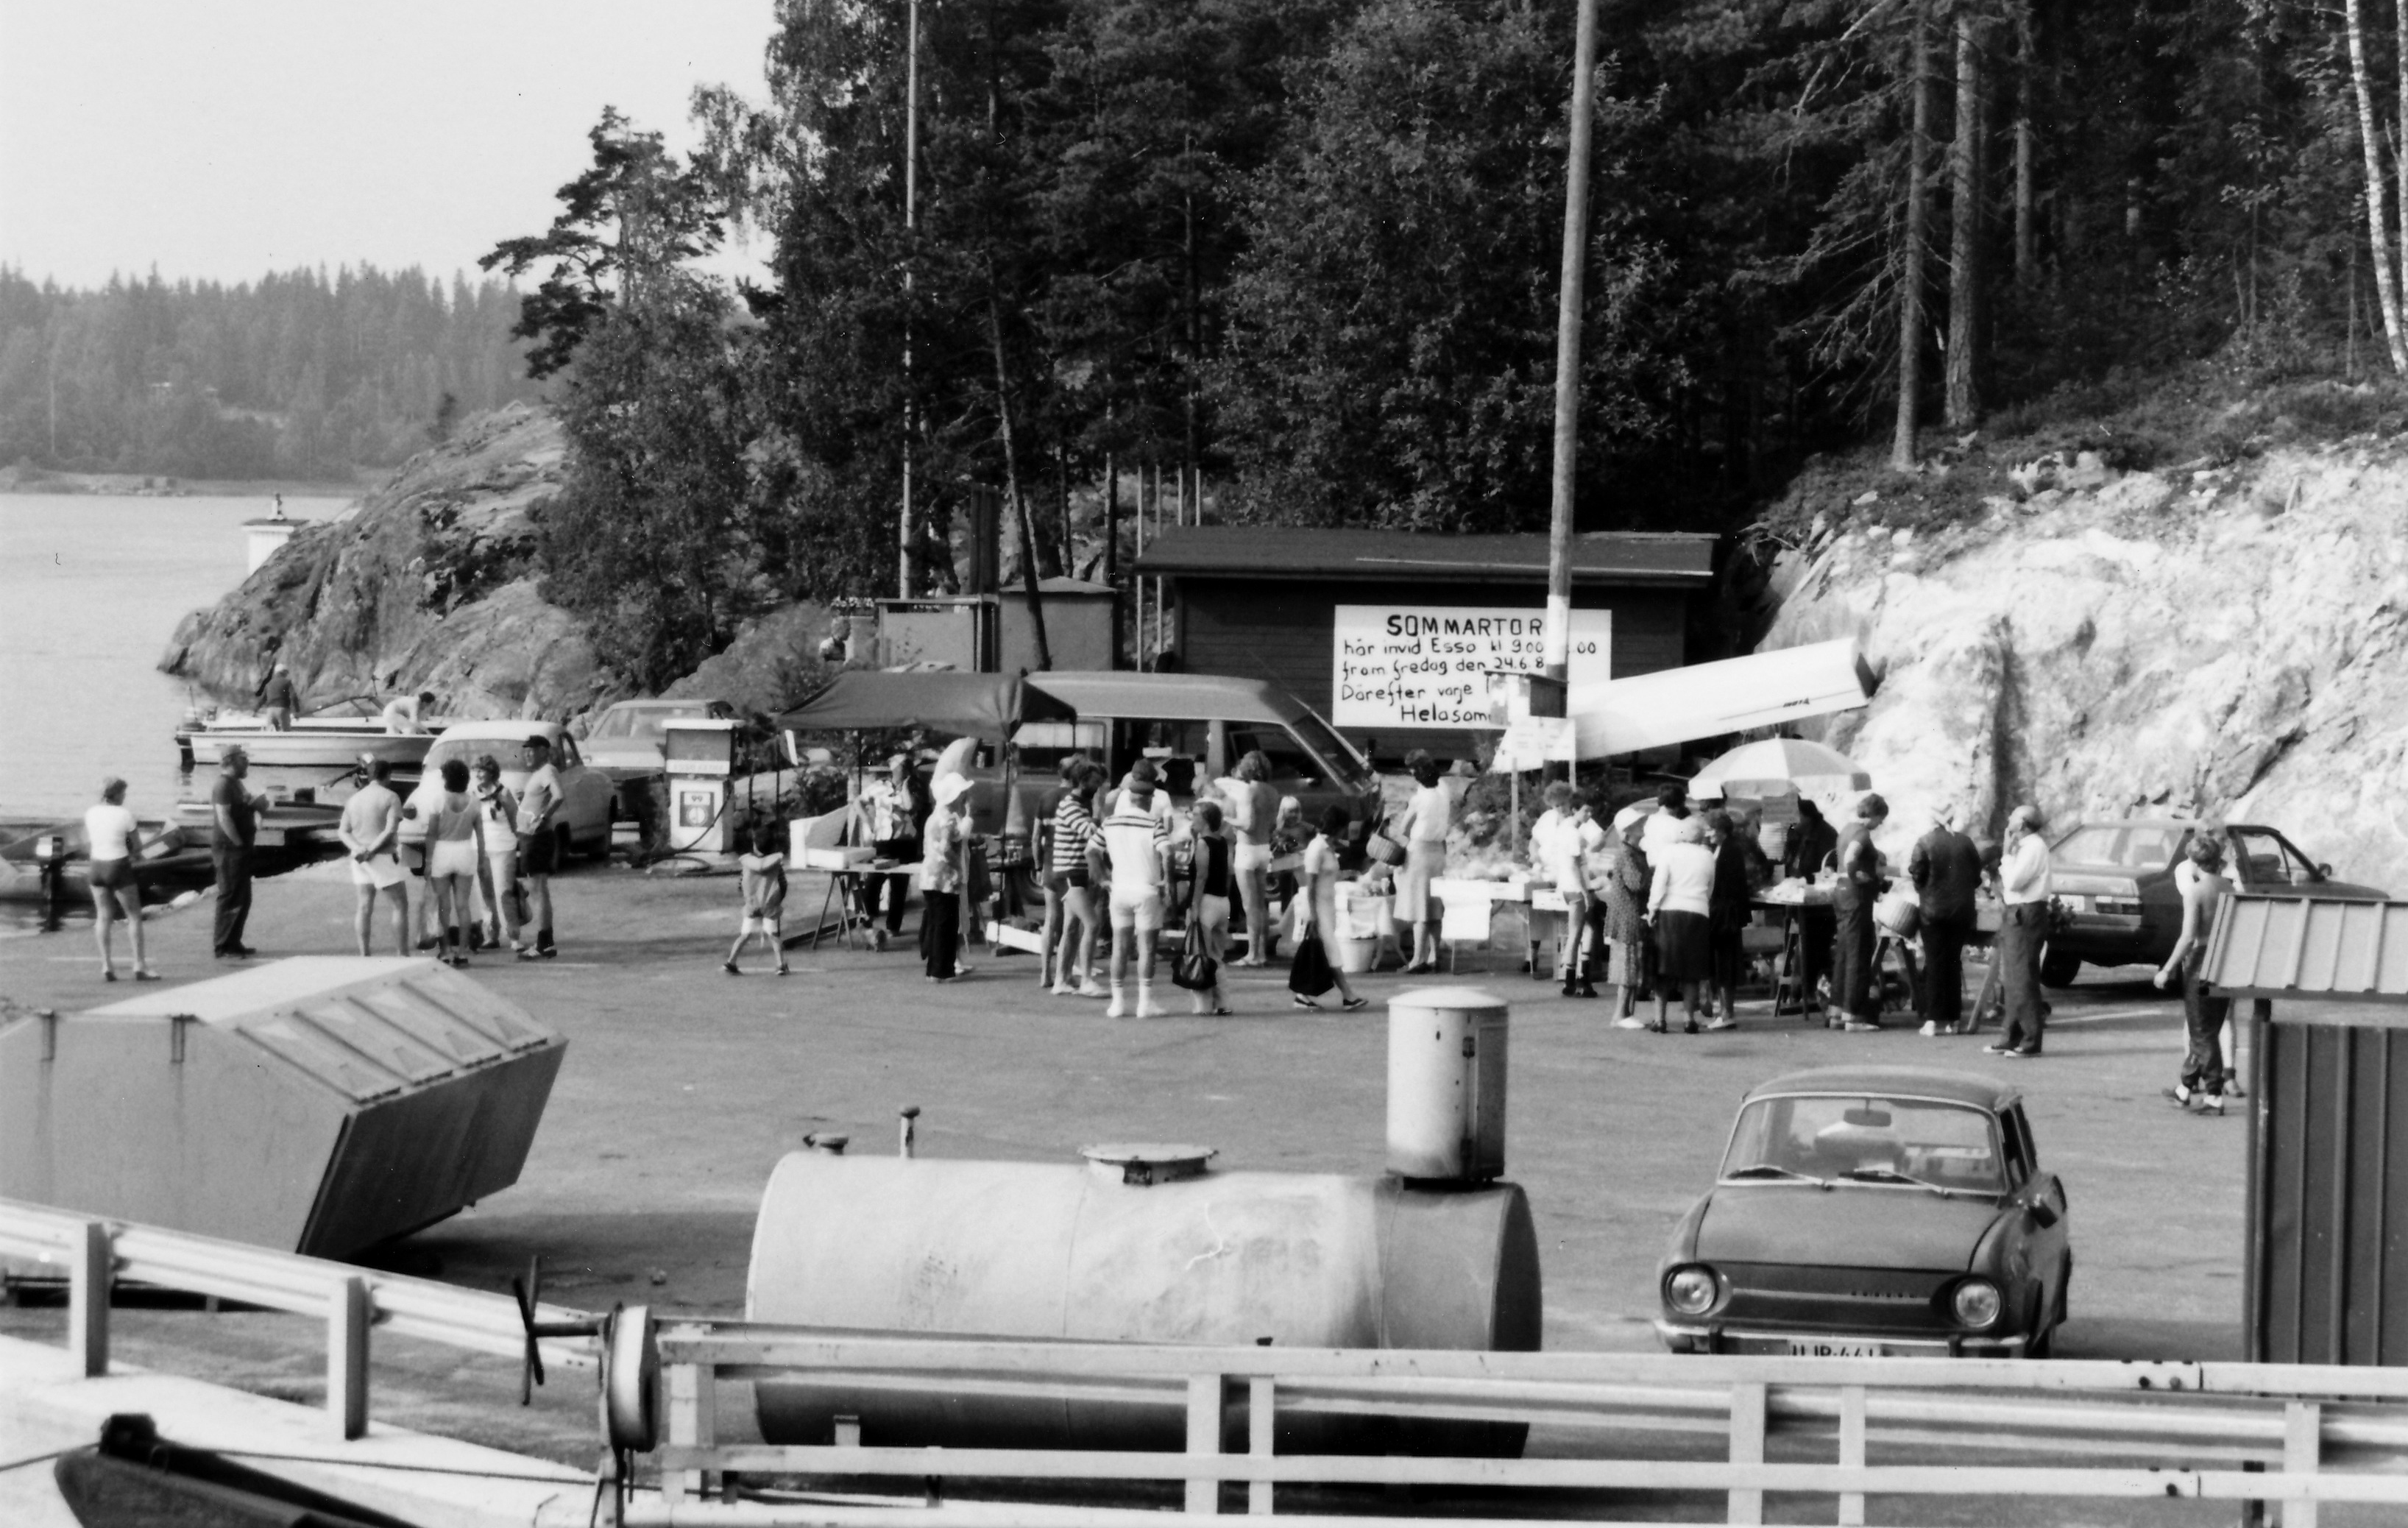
[0,470,366,501]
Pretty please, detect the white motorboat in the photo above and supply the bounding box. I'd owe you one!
[177,696,446,771]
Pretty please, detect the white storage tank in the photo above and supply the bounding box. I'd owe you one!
[1386,987,1508,1182]
[746,1144,1539,1456]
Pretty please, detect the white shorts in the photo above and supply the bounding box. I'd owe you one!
[1109,885,1166,931]
[486,850,518,884]
[1197,894,1230,932]
[351,853,405,890]
[429,839,479,879]
[741,914,781,935]
[1233,841,1272,873]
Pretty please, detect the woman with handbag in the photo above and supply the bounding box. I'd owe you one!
[1048,762,1107,997]
[1292,804,1369,1012]
[1179,799,1235,1014]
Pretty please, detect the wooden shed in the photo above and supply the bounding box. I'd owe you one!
[1132,526,1717,757]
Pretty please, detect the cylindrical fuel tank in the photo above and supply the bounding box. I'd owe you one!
[1387,988,1509,1181]
[747,1151,1540,1456]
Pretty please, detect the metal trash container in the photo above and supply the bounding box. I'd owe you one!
[1387,986,1508,1182]
[0,956,566,1257]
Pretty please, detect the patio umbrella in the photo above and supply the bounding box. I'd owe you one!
[1689,738,1871,804]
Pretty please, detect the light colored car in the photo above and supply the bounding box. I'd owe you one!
[1657,1067,2072,1359]
[419,721,615,860]
[582,698,737,793]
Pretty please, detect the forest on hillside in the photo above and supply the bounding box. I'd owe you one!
[0,265,545,482]
[489,0,2408,689]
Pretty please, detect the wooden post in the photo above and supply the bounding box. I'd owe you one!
[1837,1384,1867,1526]
[2283,1400,2320,1528]
[1727,1380,1766,1525]
[1247,1377,1275,1515]
[1186,1372,1223,1515]
[68,1219,109,1378]
[329,1274,370,1440]
[665,1362,717,1503]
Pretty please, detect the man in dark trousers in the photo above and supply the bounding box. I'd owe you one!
[1780,797,1839,1019]
[210,746,259,959]
[1829,793,1888,1031]
[1908,802,1985,1036]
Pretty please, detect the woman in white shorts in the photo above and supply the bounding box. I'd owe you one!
[472,754,523,952]
[425,758,484,966]
[85,776,159,982]
[1222,751,1279,965]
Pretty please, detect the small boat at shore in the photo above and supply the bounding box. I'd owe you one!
[0,817,216,906]
[177,695,448,771]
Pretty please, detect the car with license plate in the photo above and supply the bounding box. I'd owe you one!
[2041,819,2388,985]
[1657,1067,2071,1359]
[417,720,616,860]
[580,697,739,813]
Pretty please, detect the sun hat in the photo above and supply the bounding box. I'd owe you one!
[931,773,974,807]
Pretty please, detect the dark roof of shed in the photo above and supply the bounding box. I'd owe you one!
[1130,526,1716,585]
[1744,1067,2017,1110]
[2203,894,2408,1003]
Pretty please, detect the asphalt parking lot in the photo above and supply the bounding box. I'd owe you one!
[2,860,2250,1491]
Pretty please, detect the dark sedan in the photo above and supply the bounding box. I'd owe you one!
[1657,1067,2071,1358]
[2042,819,2387,985]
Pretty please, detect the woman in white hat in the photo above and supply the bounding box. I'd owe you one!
[918,772,974,980]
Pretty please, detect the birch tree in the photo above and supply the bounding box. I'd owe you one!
[2345,0,2408,374]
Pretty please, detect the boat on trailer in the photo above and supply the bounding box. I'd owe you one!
[177,695,447,770]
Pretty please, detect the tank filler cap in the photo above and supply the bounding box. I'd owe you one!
[1080,1143,1217,1186]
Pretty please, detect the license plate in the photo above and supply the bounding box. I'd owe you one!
[2058,894,2091,913]
[1788,1340,1883,1357]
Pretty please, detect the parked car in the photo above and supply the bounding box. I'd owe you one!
[1656,1067,2072,1359]
[2042,819,2388,985]
[581,697,738,811]
[418,721,615,860]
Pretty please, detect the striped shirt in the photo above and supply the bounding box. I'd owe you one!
[1050,794,1097,877]
[1102,790,1171,889]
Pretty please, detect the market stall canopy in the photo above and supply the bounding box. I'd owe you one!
[1568,639,1874,759]
[1690,737,1873,803]
[776,671,1075,739]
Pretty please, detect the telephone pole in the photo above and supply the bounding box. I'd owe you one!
[1543,0,1600,686]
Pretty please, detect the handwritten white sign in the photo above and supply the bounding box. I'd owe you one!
[1489,716,1576,772]
[1331,605,1611,729]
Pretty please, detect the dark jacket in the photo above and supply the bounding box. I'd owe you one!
[1909,827,1985,924]
[1784,816,1838,880]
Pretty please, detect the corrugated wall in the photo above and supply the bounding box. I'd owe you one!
[2251,1016,2408,1364]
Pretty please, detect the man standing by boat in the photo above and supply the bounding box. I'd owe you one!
[257,662,298,732]
[210,746,258,959]
[517,734,562,958]
[339,757,408,955]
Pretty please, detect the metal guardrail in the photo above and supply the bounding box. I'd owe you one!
[12,1195,2408,1526]
[0,1195,596,1441]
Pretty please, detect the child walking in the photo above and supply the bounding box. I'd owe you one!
[1184,800,1234,1016]
[726,825,790,975]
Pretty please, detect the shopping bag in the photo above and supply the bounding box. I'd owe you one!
[1171,922,1217,991]
[1287,930,1336,998]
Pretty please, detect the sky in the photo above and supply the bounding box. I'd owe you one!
[0,0,777,292]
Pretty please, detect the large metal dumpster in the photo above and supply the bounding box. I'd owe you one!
[0,957,566,1258]
[2203,895,2408,1364]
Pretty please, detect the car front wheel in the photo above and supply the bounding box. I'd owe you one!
[2039,946,2083,988]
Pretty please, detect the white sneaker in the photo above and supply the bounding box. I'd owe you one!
[1105,991,1127,1018]
[1612,1016,1648,1030]
[1919,1021,1938,1038]
[1052,983,1077,997]
[1075,980,1110,1000]
[1136,997,1168,1019]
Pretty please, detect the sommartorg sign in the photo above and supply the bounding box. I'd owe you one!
[1331,605,1612,729]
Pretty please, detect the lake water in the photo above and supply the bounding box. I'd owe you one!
[0,492,353,821]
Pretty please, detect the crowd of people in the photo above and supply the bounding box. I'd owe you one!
[75,728,2231,1110]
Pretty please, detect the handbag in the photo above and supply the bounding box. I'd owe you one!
[1171,920,1218,991]
[1288,928,1336,997]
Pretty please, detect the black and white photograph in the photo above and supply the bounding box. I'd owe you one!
[4,1,2408,1523]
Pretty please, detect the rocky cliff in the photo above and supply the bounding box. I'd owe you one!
[1758,444,2408,893]
[159,403,618,718]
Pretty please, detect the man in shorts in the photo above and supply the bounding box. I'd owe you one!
[339,756,408,955]
[517,734,563,958]
[1101,759,1172,1018]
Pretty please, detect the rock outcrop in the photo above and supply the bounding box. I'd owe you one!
[1760,446,2408,891]
[158,404,617,720]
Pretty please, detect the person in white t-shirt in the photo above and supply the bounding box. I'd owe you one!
[1100,760,1173,1018]
[84,777,157,981]
[339,756,408,956]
